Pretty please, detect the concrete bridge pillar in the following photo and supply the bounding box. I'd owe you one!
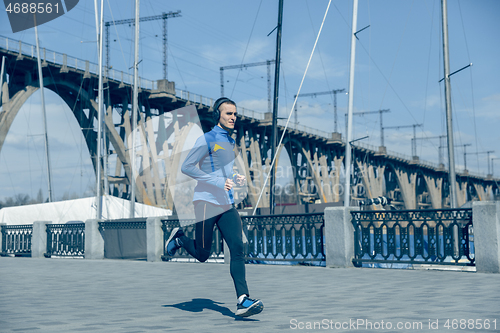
[356,161,385,203]
[474,183,492,201]
[423,175,443,209]
[394,168,417,209]
[456,181,468,207]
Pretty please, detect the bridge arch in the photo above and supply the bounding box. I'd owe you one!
[0,74,141,202]
[1,76,98,166]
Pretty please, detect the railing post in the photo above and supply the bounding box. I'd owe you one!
[0,223,6,254]
[42,48,47,67]
[146,217,163,262]
[472,202,500,273]
[84,219,104,259]
[16,40,23,60]
[324,207,358,268]
[84,60,90,79]
[60,54,68,73]
[32,221,50,258]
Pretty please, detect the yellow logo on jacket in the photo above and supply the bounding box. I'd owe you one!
[213,144,225,152]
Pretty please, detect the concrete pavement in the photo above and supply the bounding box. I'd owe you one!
[1,257,499,332]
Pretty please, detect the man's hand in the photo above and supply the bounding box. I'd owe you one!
[235,174,246,186]
[224,178,234,191]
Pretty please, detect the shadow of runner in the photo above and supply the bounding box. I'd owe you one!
[162,298,258,321]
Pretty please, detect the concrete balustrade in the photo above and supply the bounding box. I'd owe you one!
[324,207,358,268]
[84,219,104,259]
[146,217,164,262]
[472,201,500,273]
[31,221,50,258]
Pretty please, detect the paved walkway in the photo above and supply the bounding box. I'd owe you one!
[1,257,499,332]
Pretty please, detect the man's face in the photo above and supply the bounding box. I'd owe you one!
[218,103,237,130]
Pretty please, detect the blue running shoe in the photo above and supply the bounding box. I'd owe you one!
[235,296,264,317]
[165,227,184,256]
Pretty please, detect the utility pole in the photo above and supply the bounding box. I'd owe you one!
[105,11,181,80]
[464,150,495,175]
[441,0,457,208]
[461,144,471,171]
[294,89,345,130]
[344,0,359,208]
[34,19,53,202]
[492,157,500,177]
[130,0,140,218]
[413,135,446,165]
[220,60,275,113]
[438,142,471,170]
[269,0,283,215]
[487,151,494,176]
[346,109,390,147]
[95,0,105,218]
[382,123,422,158]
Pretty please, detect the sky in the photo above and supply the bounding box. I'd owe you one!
[0,0,499,202]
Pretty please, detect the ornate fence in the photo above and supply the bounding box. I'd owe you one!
[160,214,325,265]
[351,208,474,266]
[1,225,32,256]
[98,220,147,230]
[45,223,85,257]
[241,213,325,264]
[161,220,224,261]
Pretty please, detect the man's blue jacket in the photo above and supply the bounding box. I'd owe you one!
[181,125,236,206]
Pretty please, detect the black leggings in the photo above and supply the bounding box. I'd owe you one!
[178,201,249,298]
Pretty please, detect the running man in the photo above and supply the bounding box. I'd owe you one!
[165,97,264,318]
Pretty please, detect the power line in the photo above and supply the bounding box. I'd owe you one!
[294,89,345,131]
[105,10,181,80]
[347,109,390,148]
[383,123,422,157]
[220,60,275,112]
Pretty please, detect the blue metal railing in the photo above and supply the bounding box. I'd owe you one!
[241,213,325,265]
[1,225,32,256]
[45,223,85,257]
[161,219,224,261]
[351,208,474,266]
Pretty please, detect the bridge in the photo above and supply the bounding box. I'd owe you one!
[1,35,498,210]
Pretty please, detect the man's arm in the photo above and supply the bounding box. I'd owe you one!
[181,136,226,189]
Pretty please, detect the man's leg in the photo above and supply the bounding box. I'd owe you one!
[217,207,263,317]
[216,207,249,298]
[176,201,221,262]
